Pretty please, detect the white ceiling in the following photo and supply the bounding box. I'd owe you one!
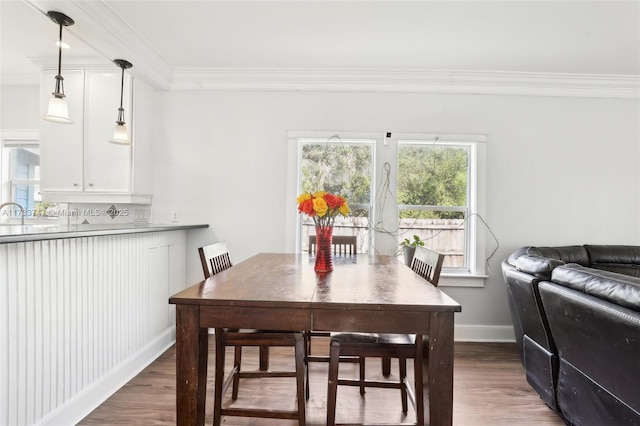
[1,0,639,86]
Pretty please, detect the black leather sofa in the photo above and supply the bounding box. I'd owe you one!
[502,245,640,425]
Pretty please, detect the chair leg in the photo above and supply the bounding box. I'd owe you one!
[415,335,425,426]
[232,346,242,400]
[213,329,226,426]
[382,356,391,377]
[259,345,269,371]
[304,332,310,400]
[399,357,408,414]
[294,334,307,425]
[326,341,340,426]
[358,356,366,396]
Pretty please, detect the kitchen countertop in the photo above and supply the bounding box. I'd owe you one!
[0,223,209,244]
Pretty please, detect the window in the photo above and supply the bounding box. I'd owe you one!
[1,130,60,223]
[398,140,474,272]
[11,147,40,212]
[289,131,488,286]
[296,136,375,254]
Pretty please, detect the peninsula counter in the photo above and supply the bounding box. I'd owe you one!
[1,223,208,425]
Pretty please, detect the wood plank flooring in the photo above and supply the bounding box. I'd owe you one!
[79,340,565,425]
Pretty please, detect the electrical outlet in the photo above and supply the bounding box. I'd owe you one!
[171,211,179,222]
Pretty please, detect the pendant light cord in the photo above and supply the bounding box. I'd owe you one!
[116,65,125,124]
[57,23,62,77]
[54,22,64,96]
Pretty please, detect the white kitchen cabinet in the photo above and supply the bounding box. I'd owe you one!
[83,70,132,193]
[40,67,152,204]
[39,69,85,192]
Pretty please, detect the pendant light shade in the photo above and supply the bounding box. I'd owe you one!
[110,123,130,145]
[42,11,74,124]
[44,95,71,123]
[109,59,133,145]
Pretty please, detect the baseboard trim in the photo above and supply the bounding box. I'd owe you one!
[455,324,515,342]
[38,327,176,426]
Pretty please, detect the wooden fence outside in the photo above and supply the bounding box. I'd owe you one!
[302,217,465,267]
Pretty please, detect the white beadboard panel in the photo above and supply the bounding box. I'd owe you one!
[0,230,187,426]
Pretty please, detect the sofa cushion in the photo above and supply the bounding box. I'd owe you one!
[551,264,640,313]
[585,245,640,277]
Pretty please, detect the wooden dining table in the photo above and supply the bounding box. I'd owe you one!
[169,253,461,426]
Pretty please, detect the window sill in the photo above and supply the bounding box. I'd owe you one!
[439,273,487,288]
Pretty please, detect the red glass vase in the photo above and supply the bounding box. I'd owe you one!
[314,225,334,273]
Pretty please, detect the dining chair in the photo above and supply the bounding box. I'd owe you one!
[380,244,445,376]
[309,234,357,256]
[325,246,445,426]
[199,242,269,368]
[198,242,307,425]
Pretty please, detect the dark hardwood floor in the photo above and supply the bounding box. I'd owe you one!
[79,340,565,425]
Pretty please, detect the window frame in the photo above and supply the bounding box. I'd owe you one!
[397,138,478,274]
[292,134,377,254]
[1,130,41,222]
[287,131,487,287]
[10,146,41,211]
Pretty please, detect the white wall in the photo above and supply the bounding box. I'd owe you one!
[0,84,39,129]
[151,89,640,340]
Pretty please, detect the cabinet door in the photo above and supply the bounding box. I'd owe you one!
[131,78,154,196]
[40,70,84,192]
[83,70,132,192]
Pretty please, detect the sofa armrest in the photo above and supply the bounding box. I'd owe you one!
[514,255,565,280]
[539,281,640,420]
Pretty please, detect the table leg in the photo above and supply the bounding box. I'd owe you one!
[176,304,208,426]
[259,345,270,370]
[425,311,455,426]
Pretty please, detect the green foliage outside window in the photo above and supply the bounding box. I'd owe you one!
[301,143,372,210]
[398,145,468,220]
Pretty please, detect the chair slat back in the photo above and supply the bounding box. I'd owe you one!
[309,235,357,256]
[198,242,233,279]
[410,246,445,286]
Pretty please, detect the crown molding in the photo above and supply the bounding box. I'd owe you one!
[26,0,173,90]
[171,68,640,99]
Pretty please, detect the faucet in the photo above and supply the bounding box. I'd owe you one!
[0,202,26,225]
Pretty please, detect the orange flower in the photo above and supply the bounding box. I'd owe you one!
[324,193,344,209]
[298,198,315,216]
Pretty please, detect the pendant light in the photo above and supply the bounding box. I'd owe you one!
[109,59,133,145]
[42,11,74,124]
